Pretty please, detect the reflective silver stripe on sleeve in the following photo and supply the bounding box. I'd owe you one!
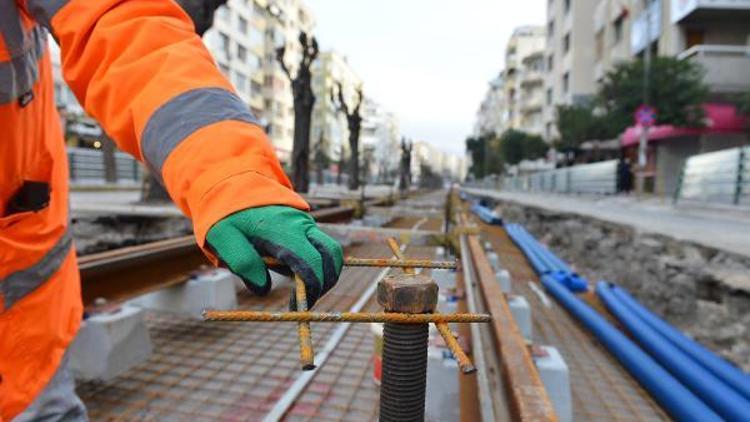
[26,0,70,33]
[141,87,260,176]
[0,25,47,104]
[1,227,73,310]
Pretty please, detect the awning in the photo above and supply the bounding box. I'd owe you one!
[621,103,747,147]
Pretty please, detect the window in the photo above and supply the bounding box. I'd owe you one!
[217,5,230,22]
[547,54,553,71]
[564,0,570,14]
[234,71,247,94]
[219,64,230,77]
[546,88,553,105]
[595,30,604,60]
[547,20,554,38]
[237,45,247,62]
[248,54,261,72]
[238,16,248,34]
[249,27,263,47]
[219,32,230,56]
[251,81,262,95]
[562,72,570,94]
[613,16,624,44]
[562,33,570,54]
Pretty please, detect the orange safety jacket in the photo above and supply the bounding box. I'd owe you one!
[0,1,308,419]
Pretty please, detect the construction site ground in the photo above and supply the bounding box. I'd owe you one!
[76,190,672,421]
[470,213,669,421]
[77,192,446,421]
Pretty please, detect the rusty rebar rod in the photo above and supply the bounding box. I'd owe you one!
[203,311,492,323]
[262,256,457,270]
[294,274,315,370]
[386,237,477,375]
[435,322,476,374]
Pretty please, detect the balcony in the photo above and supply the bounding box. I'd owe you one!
[678,45,750,93]
[672,0,750,23]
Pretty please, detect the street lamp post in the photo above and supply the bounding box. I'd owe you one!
[637,0,653,195]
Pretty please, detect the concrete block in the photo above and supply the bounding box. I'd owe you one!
[130,269,237,318]
[508,295,532,341]
[431,269,456,290]
[533,345,572,422]
[426,346,460,421]
[69,305,152,381]
[486,252,500,270]
[496,269,512,293]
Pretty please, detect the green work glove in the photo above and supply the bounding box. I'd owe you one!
[206,206,344,308]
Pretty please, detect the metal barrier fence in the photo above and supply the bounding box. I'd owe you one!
[674,146,749,206]
[68,147,143,185]
[503,160,619,195]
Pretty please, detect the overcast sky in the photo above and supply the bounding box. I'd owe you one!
[305,1,546,155]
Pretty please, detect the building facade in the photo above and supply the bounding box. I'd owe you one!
[504,26,547,136]
[360,99,400,184]
[474,75,506,137]
[543,0,600,142]
[310,51,362,166]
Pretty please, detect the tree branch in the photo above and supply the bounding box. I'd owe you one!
[275,46,293,81]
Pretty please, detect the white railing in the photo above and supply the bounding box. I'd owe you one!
[68,147,143,185]
[677,44,750,60]
[502,159,619,195]
[675,146,748,206]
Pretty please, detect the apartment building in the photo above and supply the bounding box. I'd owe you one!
[593,0,632,82]
[621,0,750,195]
[203,0,265,116]
[474,75,507,137]
[360,99,401,183]
[543,0,600,141]
[310,51,363,164]
[504,26,547,136]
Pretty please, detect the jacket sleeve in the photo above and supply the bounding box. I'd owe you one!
[22,0,309,252]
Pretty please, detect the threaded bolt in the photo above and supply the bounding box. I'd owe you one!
[377,273,438,422]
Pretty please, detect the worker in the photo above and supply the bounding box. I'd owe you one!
[0,1,344,420]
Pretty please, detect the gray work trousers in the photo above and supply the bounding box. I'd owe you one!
[13,355,88,422]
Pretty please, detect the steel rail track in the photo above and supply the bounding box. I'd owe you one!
[77,202,367,307]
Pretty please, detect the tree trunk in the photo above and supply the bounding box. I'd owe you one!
[347,135,359,190]
[291,105,311,193]
[101,136,117,184]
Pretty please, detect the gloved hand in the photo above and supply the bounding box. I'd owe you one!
[206,206,344,308]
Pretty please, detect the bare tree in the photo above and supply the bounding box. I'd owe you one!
[399,137,412,192]
[277,32,319,193]
[331,82,363,191]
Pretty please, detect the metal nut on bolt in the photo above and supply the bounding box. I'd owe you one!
[377,273,438,313]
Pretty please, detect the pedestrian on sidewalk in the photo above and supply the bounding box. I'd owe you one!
[0,2,343,420]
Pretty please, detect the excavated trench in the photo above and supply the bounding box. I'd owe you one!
[496,200,750,371]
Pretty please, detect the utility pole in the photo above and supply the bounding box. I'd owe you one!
[637,0,653,195]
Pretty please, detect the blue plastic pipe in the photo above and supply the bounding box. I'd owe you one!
[507,225,556,274]
[611,284,750,401]
[540,276,721,421]
[597,282,750,421]
[541,276,721,421]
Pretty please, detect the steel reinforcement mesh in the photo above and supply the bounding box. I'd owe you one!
[77,240,441,421]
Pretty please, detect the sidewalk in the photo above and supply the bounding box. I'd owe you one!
[464,188,750,258]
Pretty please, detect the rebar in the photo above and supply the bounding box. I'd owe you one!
[294,274,315,370]
[262,256,457,270]
[202,311,491,323]
[386,237,477,375]
[435,322,476,374]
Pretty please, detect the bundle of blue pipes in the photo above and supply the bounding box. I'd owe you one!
[505,224,587,292]
[501,222,750,421]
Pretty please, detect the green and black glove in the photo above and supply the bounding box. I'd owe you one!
[206,205,344,308]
